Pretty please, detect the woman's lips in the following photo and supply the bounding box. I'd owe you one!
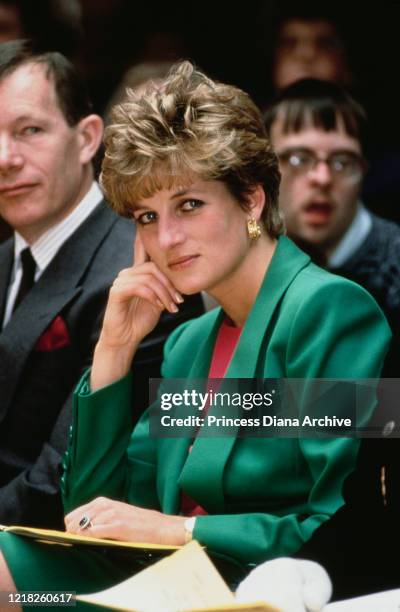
[168,255,199,270]
[302,203,334,225]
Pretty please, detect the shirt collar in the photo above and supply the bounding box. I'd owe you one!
[13,181,103,275]
[328,203,372,268]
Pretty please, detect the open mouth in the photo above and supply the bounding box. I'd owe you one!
[303,202,334,225]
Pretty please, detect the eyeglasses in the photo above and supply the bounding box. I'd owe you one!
[278,148,366,181]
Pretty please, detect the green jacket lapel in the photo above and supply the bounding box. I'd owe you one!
[227,236,310,378]
[178,237,310,512]
[158,308,224,513]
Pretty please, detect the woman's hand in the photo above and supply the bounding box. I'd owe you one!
[91,235,183,390]
[64,497,186,546]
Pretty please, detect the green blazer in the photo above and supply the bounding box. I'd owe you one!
[62,237,390,568]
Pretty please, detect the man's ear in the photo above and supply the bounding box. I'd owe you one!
[77,114,104,165]
[245,184,266,221]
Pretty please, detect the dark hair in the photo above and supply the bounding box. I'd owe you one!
[0,39,91,125]
[264,78,368,153]
[0,0,83,58]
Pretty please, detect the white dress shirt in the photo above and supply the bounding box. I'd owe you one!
[328,203,372,268]
[2,181,103,328]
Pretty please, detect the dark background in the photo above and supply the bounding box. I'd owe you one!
[1,0,400,240]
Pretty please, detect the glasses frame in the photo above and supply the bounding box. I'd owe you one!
[277,147,367,181]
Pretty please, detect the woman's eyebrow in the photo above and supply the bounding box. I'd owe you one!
[171,187,203,199]
[129,202,146,212]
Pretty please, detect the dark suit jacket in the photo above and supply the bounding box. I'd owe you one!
[296,395,400,600]
[294,214,400,598]
[330,212,400,378]
[0,199,203,528]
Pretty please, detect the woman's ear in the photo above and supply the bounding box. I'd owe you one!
[77,114,104,165]
[246,184,266,221]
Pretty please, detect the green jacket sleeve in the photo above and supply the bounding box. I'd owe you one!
[61,370,134,513]
[61,322,190,513]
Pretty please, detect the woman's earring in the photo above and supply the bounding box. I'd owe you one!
[247,217,261,241]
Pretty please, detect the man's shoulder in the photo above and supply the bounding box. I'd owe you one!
[55,200,134,278]
[0,236,13,259]
[348,213,400,267]
[336,213,400,300]
[369,213,400,246]
[101,204,133,237]
[79,199,133,240]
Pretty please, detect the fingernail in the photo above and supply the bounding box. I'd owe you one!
[175,293,184,303]
[170,303,179,313]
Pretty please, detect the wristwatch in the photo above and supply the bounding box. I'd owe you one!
[184,517,196,543]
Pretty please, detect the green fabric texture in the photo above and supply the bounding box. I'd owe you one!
[0,532,167,611]
[1,236,391,596]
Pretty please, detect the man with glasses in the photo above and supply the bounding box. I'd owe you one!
[265,77,400,376]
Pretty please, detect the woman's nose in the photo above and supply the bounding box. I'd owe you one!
[157,217,186,250]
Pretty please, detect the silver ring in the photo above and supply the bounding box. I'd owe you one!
[78,515,93,530]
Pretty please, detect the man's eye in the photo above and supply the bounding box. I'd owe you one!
[289,153,312,167]
[137,211,157,225]
[331,159,348,172]
[330,155,358,173]
[181,199,203,211]
[22,127,41,135]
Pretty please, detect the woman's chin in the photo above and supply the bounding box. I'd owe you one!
[177,283,204,296]
[172,278,208,297]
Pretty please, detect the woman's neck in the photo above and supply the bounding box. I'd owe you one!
[209,235,277,327]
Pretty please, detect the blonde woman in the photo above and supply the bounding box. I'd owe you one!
[0,61,390,599]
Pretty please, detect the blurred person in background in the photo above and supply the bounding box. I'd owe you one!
[271,6,352,91]
[261,0,400,226]
[265,77,400,377]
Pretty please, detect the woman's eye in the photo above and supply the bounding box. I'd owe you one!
[181,199,203,212]
[137,211,157,225]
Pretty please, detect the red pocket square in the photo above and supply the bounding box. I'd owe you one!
[35,315,71,351]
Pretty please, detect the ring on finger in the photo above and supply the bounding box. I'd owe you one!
[78,515,93,530]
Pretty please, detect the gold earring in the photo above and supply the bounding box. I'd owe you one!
[247,217,261,241]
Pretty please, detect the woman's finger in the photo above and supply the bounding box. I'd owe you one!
[117,264,184,305]
[65,503,92,527]
[111,274,180,312]
[65,497,110,532]
[133,233,148,266]
[111,272,179,311]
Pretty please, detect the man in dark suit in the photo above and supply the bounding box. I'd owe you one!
[0,40,203,528]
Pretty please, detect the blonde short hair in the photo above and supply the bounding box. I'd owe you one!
[101,61,283,238]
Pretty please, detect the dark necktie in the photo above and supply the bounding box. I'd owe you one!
[12,248,36,313]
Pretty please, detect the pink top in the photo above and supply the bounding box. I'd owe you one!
[181,318,242,516]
